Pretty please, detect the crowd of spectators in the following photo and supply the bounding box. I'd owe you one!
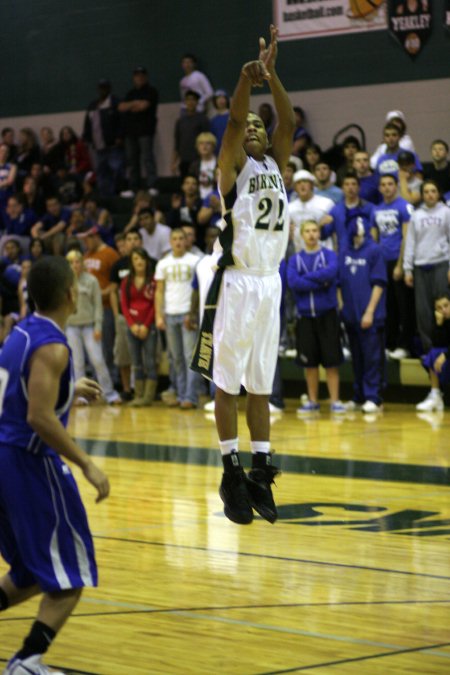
[0,54,450,414]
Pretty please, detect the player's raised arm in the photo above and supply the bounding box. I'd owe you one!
[261,25,295,171]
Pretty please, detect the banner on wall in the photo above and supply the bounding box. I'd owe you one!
[274,0,387,41]
[388,0,432,56]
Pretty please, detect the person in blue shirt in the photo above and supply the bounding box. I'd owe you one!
[287,220,345,414]
[375,123,422,180]
[210,90,230,155]
[339,219,387,413]
[314,160,343,204]
[31,195,71,256]
[371,173,415,359]
[0,195,37,254]
[320,172,374,255]
[353,151,381,205]
[0,256,110,675]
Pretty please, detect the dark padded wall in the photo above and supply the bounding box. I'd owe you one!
[0,0,448,116]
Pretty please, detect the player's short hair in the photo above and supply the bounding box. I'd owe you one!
[28,256,74,312]
[431,139,449,152]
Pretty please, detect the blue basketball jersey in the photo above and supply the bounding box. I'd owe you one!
[0,313,74,454]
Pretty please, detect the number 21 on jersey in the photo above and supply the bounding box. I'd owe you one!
[255,197,285,232]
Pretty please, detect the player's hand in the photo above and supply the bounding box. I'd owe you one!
[83,460,110,503]
[241,60,270,88]
[259,24,278,74]
[75,377,102,402]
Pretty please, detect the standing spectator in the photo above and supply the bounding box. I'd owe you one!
[118,66,159,194]
[282,160,300,203]
[289,170,334,251]
[138,207,171,261]
[121,248,158,407]
[292,106,312,158]
[336,136,361,186]
[0,143,17,211]
[16,128,40,181]
[370,110,415,170]
[314,160,343,204]
[302,143,322,174]
[339,220,387,413]
[155,228,200,409]
[81,225,120,380]
[30,195,71,255]
[83,78,124,196]
[57,126,92,179]
[403,181,450,352]
[353,151,381,205]
[179,53,213,113]
[188,132,217,199]
[424,140,450,195]
[66,250,121,405]
[167,175,202,229]
[1,127,18,162]
[397,150,422,206]
[372,173,414,359]
[416,293,450,412]
[173,91,210,177]
[210,89,229,154]
[287,221,345,414]
[375,123,422,179]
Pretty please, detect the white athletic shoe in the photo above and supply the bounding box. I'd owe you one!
[416,391,444,412]
[268,403,284,414]
[361,400,383,413]
[3,654,65,674]
[203,399,215,412]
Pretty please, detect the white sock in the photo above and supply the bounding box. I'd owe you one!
[431,388,441,397]
[219,438,239,456]
[250,441,270,454]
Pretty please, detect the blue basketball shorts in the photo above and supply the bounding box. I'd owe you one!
[0,445,98,592]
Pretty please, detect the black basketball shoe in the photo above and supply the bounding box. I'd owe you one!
[219,468,254,525]
[247,453,280,524]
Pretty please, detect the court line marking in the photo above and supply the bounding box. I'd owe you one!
[0,659,97,675]
[93,535,450,581]
[255,640,450,673]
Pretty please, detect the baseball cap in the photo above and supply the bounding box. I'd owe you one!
[386,110,405,122]
[293,169,316,184]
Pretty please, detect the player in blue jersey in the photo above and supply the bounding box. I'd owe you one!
[0,256,110,675]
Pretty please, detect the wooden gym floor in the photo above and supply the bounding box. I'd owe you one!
[0,400,449,674]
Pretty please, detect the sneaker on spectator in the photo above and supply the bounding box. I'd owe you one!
[120,189,135,198]
[362,400,383,413]
[284,348,297,358]
[388,348,410,360]
[269,403,283,414]
[203,399,215,412]
[297,400,320,414]
[330,401,347,414]
[416,390,444,412]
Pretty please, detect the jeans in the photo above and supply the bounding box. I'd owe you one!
[66,324,117,402]
[125,135,157,190]
[126,325,157,380]
[95,146,124,196]
[165,313,200,404]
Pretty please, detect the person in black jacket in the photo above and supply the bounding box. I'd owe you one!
[83,79,124,196]
[416,293,450,412]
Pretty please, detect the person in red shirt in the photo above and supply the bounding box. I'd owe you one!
[120,248,157,406]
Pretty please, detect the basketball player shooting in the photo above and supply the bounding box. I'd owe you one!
[192,25,295,524]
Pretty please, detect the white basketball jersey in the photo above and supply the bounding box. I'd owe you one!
[219,155,289,273]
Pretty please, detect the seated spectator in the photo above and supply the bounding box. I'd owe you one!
[172,90,210,177]
[397,150,423,206]
[57,125,92,178]
[292,106,312,158]
[339,220,387,413]
[0,195,37,253]
[0,239,23,321]
[375,123,422,179]
[198,185,222,227]
[82,196,114,246]
[167,175,202,229]
[287,220,345,414]
[404,181,450,352]
[1,127,18,163]
[258,102,276,141]
[424,140,450,195]
[155,228,200,409]
[30,162,52,200]
[210,90,229,154]
[50,163,83,206]
[370,110,415,169]
[302,143,322,174]
[39,126,60,173]
[0,143,17,211]
[120,248,158,407]
[138,207,171,261]
[22,175,45,216]
[66,249,121,405]
[283,160,301,203]
[179,53,214,114]
[16,128,40,182]
[353,151,381,204]
[371,173,415,359]
[289,170,334,251]
[17,258,33,320]
[29,236,46,263]
[416,293,450,412]
[336,136,361,186]
[31,195,71,255]
[189,132,217,199]
[321,172,375,254]
[314,160,343,204]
